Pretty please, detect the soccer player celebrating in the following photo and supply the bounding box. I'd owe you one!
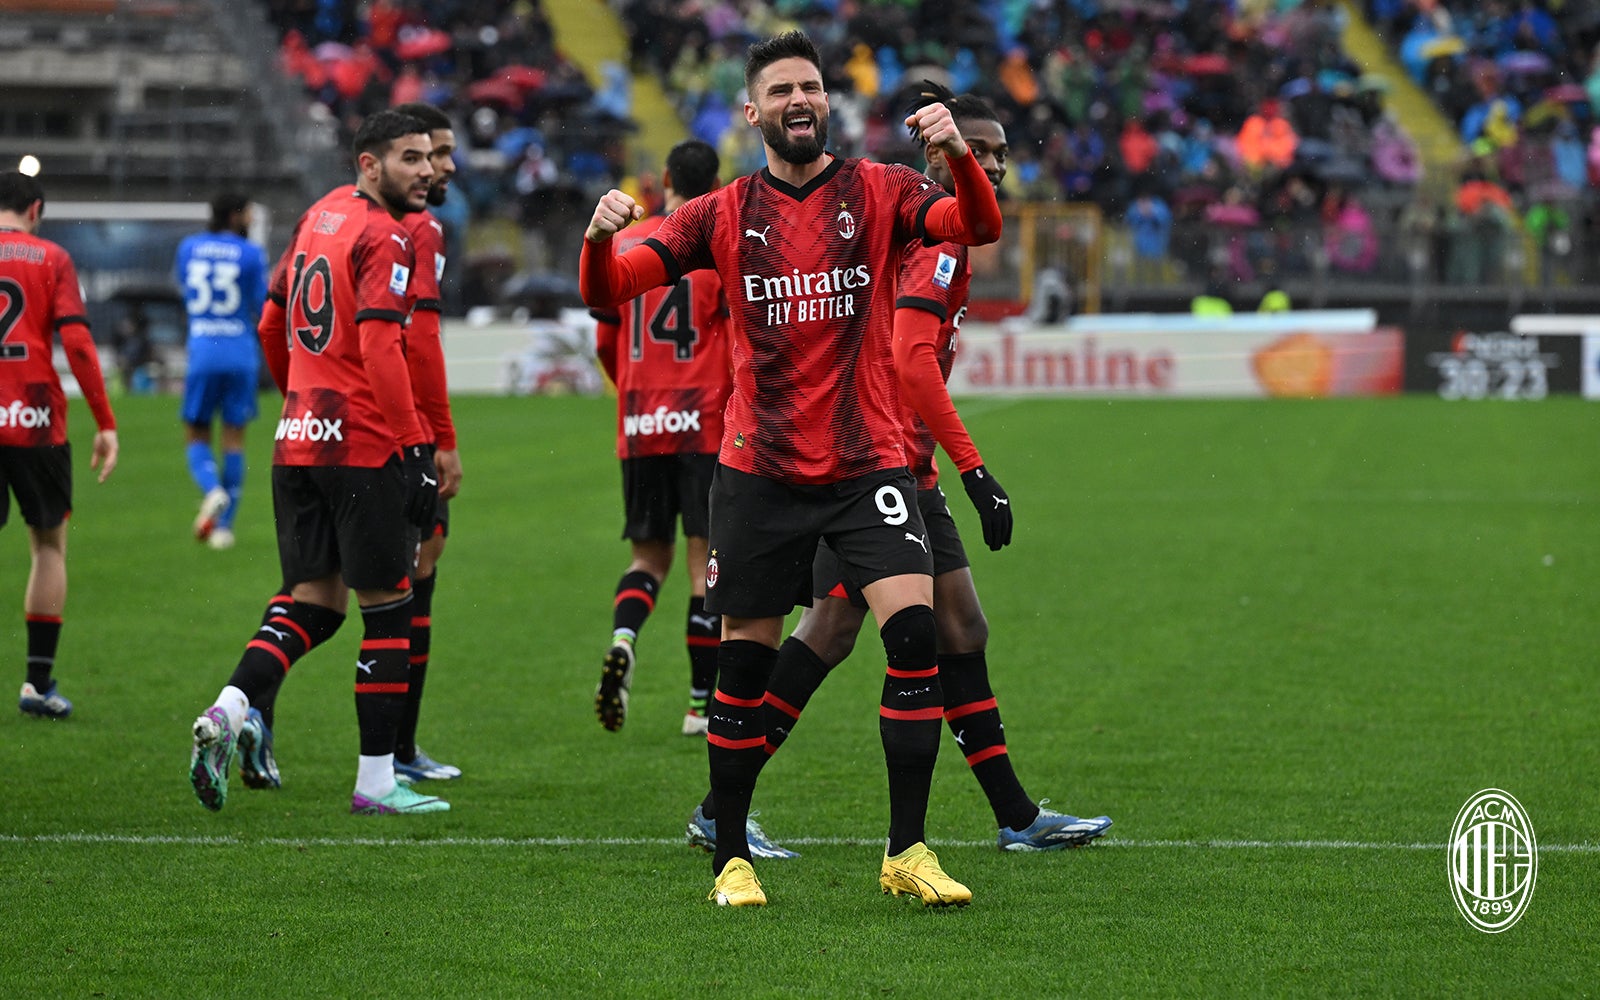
[175,191,269,550]
[233,103,467,792]
[688,87,1112,857]
[581,31,1001,907]
[187,110,445,816]
[589,138,732,737]
[0,171,119,719]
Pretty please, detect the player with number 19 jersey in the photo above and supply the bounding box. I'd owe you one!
[263,188,426,467]
[592,213,730,459]
[644,158,947,484]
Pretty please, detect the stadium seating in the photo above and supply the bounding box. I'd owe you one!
[0,0,318,203]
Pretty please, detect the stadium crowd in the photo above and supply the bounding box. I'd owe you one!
[252,0,1600,290]
[1371,0,1600,283]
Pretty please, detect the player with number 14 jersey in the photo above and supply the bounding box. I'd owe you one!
[597,212,730,460]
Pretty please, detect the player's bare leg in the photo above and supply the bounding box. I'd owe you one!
[18,524,72,718]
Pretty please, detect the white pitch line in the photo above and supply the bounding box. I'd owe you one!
[4,832,1599,852]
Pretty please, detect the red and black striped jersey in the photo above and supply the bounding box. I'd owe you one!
[0,228,110,446]
[266,188,417,467]
[895,240,972,490]
[404,208,445,316]
[644,157,948,484]
[593,213,731,458]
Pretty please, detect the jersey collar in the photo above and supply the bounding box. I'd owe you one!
[759,155,841,201]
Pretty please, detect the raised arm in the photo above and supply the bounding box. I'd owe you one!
[906,102,1002,246]
[921,150,1002,246]
[579,190,670,308]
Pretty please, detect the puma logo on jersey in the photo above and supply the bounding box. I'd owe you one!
[992,497,1009,509]
[421,474,438,486]
[904,532,929,553]
[744,226,770,245]
[390,233,410,251]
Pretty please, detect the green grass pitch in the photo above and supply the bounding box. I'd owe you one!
[1,392,1595,997]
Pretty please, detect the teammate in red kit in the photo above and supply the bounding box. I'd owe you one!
[0,171,119,719]
[235,102,465,792]
[687,87,1112,857]
[589,139,732,737]
[581,31,1001,907]
[388,101,463,782]
[187,109,446,816]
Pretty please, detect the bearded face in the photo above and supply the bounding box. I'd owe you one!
[759,101,829,165]
[747,56,830,167]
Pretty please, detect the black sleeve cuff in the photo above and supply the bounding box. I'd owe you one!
[894,296,948,321]
[354,308,407,324]
[644,237,682,284]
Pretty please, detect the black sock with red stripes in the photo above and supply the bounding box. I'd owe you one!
[25,614,62,691]
[611,570,659,642]
[940,649,1037,832]
[878,605,942,856]
[226,597,346,707]
[761,636,834,755]
[707,639,778,872]
[396,571,436,763]
[685,595,719,710]
[246,587,296,730]
[698,635,832,822]
[354,595,412,757]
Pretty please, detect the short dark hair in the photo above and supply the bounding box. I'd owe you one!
[744,30,821,96]
[352,109,429,161]
[904,81,999,147]
[209,191,249,231]
[390,102,452,133]
[665,140,719,199]
[0,171,44,214]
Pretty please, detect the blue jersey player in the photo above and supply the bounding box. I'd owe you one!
[175,193,268,549]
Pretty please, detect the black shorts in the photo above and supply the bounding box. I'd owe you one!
[271,459,414,592]
[813,487,969,608]
[704,465,932,619]
[621,452,716,541]
[0,444,72,530]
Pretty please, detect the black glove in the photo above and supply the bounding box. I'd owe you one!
[401,443,440,529]
[960,464,1013,551]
